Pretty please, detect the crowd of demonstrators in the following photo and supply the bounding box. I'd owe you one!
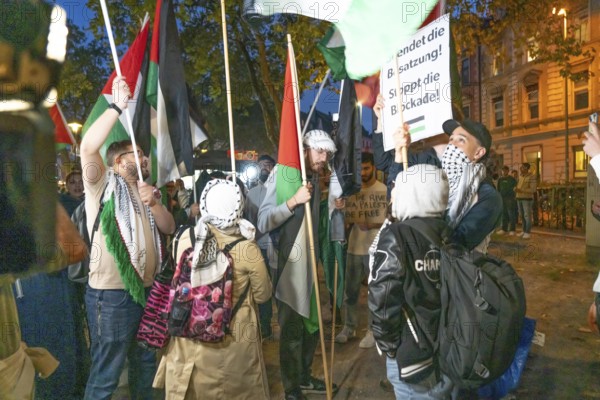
[244,154,277,340]
[335,152,387,349]
[154,179,272,398]
[372,94,502,253]
[165,178,192,227]
[369,164,455,399]
[515,163,537,239]
[496,165,518,235]
[258,130,339,400]
[79,77,175,399]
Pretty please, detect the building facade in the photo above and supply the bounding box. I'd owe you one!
[461,1,599,184]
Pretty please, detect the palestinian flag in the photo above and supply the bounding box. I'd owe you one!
[81,16,150,161]
[245,0,440,79]
[147,0,207,188]
[49,103,76,145]
[272,45,320,333]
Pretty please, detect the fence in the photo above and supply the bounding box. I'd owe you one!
[535,184,586,231]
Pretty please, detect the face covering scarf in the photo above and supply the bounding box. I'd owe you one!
[441,144,486,229]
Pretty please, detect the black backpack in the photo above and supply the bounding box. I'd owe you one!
[67,188,107,283]
[403,219,526,389]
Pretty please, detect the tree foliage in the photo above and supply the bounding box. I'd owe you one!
[60,0,331,153]
[447,0,595,79]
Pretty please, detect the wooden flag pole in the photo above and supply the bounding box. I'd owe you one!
[330,257,339,393]
[99,0,145,182]
[287,34,333,400]
[393,53,409,171]
[220,0,237,178]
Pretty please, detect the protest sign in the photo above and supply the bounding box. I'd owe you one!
[345,190,387,225]
[380,14,453,151]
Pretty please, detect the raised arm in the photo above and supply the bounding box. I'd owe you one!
[80,77,131,184]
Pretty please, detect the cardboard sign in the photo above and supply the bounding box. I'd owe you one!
[345,190,387,225]
[380,14,453,151]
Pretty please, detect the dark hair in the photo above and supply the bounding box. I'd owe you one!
[209,170,226,179]
[522,163,530,170]
[502,165,509,171]
[65,170,82,183]
[362,152,374,166]
[257,154,275,164]
[105,140,133,167]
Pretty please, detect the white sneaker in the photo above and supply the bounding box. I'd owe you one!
[359,330,376,348]
[522,233,531,239]
[508,231,515,236]
[517,232,525,237]
[334,327,356,343]
[496,230,506,235]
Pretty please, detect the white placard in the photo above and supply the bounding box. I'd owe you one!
[380,14,453,151]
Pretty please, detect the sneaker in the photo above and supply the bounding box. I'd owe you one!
[522,233,531,239]
[284,388,306,400]
[508,231,515,236]
[335,326,356,343]
[359,330,376,348]
[496,229,506,235]
[517,231,525,237]
[300,376,338,394]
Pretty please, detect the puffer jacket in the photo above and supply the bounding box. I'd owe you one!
[368,217,449,384]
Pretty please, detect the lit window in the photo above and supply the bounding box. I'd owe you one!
[573,145,589,178]
[527,38,538,62]
[575,14,589,42]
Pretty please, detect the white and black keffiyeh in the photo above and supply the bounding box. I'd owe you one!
[190,179,255,287]
[441,144,486,228]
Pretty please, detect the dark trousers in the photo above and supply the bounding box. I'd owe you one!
[277,299,319,393]
[258,248,273,337]
[501,196,517,232]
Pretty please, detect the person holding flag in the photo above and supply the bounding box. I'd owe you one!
[79,77,175,399]
[258,130,340,400]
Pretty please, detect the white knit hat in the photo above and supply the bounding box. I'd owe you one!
[391,164,449,221]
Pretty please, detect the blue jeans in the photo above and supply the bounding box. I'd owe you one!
[84,287,156,400]
[501,197,517,232]
[517,199,534,233]
[386,357,455,400]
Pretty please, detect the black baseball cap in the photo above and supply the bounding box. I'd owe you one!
[442,119,492,157]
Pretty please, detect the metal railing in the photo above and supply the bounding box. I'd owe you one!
[535,184,586,231]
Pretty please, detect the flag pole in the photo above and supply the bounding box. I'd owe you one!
[287,34,332,400]
[330,257,339,392]
[301,69,331,137]
[99,0,145,182]
[393,54,409,171]
[220,0,237,178]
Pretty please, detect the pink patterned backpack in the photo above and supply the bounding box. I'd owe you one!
[168,237,247,342]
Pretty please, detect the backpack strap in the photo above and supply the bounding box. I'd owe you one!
[89,184,109,247]
[222,238,249,334]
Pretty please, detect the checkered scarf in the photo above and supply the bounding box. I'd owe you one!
[191,179,255,287]
[441,144,486,228]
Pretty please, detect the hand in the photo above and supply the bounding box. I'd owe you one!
[287,182,313,210]
[112,76,131,110]
[588,302,599,333]
[393,123,411,153]
[334,197,345,209]
[592,201,600,216]
[374,94,384,133]
[138,181,157,207]
[583,121,600,158]
[175,179,185,190]
[190,203,200,218]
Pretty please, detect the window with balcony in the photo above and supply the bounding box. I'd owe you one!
[526,84,539,119]
[461,58,470,84]
[493,96,504,127]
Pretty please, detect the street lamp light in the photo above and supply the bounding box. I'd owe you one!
[553,7,569,183]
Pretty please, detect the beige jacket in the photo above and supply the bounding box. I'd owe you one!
[154,226,272,399]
